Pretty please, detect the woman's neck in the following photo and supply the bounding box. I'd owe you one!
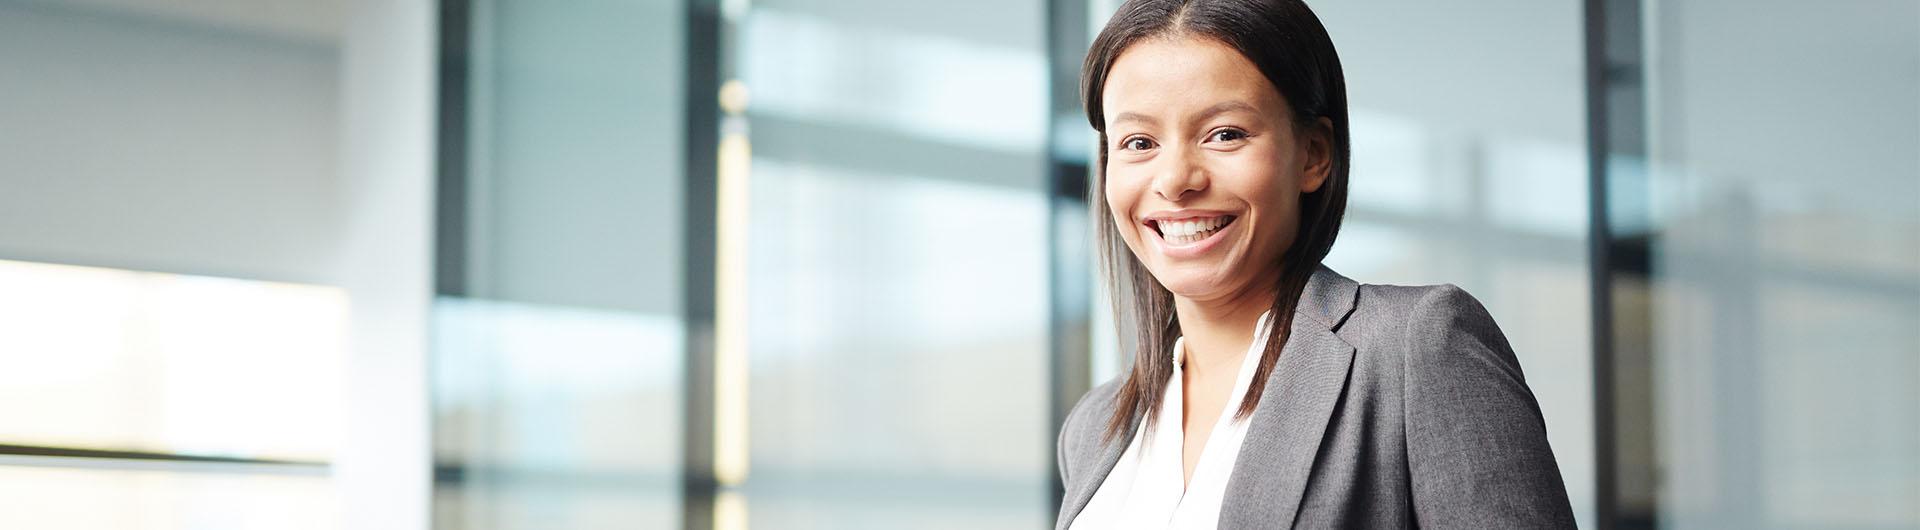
[1172,284,1277,381]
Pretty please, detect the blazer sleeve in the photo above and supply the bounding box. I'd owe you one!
[1058,404,1073,485]
[1402,285,1577,529]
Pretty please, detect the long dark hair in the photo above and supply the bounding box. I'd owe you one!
[1082,0,1351,444]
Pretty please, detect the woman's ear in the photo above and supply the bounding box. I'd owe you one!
[1299,116,1334,193]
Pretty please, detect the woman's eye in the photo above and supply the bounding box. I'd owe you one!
[1209,128,1248,142]
[1122,137,1157,151]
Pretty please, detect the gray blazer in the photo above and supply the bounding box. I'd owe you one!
[1057,266,1576,529]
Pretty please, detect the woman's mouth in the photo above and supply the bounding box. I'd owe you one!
[1150,215,1237,246]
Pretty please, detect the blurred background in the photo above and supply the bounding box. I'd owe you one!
[0,0,1914,529]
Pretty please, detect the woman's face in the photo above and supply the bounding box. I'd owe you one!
[1101,35,1329,303]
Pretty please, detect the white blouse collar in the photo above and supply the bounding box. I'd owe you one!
[1068,310,1275,530]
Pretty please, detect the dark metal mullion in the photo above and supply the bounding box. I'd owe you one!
[1045,0,1095,524]
[1583,2,1617,528]
[680,0,724,528]
[434,0,472,299]
[430,4,472,530]
[1588,0,1653,528]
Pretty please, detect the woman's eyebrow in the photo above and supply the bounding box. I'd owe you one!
[1112,111,1159,128]
[1189,101,1260,125]
[1111,101,1258,130]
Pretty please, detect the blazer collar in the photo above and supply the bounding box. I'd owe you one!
[1295,264,1361,332]
[1057,266,1359,529]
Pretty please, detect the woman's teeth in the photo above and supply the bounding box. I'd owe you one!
[1158,216,1232,245]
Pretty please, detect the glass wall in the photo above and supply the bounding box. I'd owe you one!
[728,0,1056,527]
[431,0,685,528]
[416,1,1919,529]
[1635,1,1920,527]
[4,0,1916,528]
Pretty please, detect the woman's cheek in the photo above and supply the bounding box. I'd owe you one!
[1105,171,1139,241]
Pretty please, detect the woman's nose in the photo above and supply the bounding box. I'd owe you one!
[1150,147,1207,201]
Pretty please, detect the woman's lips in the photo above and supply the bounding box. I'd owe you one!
[1152,215,1235,244]
[1147,214,1237,257]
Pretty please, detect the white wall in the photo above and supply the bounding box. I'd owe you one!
[0,1,435,528]
[336,1,434,529]
[0,1,346,284]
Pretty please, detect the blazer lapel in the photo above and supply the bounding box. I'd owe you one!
[1219,266,1359,528]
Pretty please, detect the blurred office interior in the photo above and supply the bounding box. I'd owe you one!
[0,0,1914,528]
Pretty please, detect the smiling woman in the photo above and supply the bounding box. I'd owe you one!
[1055,0,1577,528]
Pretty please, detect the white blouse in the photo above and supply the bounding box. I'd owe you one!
[1068,312,1273,530]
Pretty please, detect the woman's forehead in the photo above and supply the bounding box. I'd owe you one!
[1102,36,1284,123]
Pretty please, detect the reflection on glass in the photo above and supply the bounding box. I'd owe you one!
[431,0,687,528]
[739,9,1047,152]
[740,155,1052,530]
[432,299,682,529]
[734,1,1054,527]
[1642,1,1920,527]
[0,259,346,462]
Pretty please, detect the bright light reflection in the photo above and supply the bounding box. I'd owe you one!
[740,8,1048,153]
[0,259,346,462]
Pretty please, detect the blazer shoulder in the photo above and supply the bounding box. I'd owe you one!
[1378,284,1573,526]
[1345,283,1518,368]
[1352,281,1481,314]
[1348,282,1501,336]
[1348,282,1531,394]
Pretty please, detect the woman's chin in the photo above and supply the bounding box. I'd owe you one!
[1152,271,1230,300]
[1149,259,1277,303]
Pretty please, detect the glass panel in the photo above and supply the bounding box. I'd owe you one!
[1311,2,1597,527]
[1641,1,1920,527]
[431,0,686,528]
[0,259,346,462]
[432,299,682,529]
[731,1,1055,527]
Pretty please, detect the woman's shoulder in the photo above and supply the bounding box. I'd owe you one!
[1346,281,1504,340]
[1353,281,1486,315]
[1343,280,1527,385]
[1301,266,1495,334]
[1342,281,1572,526]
